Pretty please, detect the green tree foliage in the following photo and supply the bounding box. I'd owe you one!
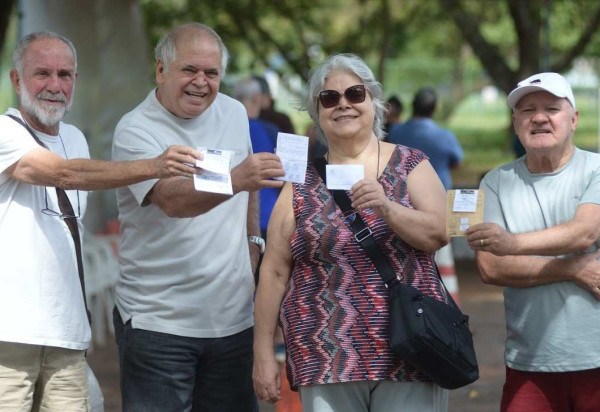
[141,0,600,87]
[3,0,600,99]
[140,0,420,84]
[441,0,600,95]
[139,0,479,121]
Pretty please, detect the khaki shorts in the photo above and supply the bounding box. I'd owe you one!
[0,341,88,412]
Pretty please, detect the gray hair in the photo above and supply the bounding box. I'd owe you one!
[154,23,229,77]
[233,77,262,101]
[13,31,77,75]
[302,53,386,144]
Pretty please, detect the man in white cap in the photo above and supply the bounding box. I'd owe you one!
[465,72,600,411]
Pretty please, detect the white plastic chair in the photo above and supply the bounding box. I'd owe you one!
[83,234,120,348]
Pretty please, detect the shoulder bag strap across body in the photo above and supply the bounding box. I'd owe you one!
[313,157,397,286]
[313,156,457,305]
[7,114,91,325]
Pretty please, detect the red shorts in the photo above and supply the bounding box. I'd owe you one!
[501,366,600,412]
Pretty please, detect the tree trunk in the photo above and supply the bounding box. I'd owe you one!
[0,0,16,65]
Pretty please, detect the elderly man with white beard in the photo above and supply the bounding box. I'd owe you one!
[0,31,201,411]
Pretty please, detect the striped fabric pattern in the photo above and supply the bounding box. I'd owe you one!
[281,144,447,390]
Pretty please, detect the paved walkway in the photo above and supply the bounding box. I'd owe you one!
[87,259,506,411]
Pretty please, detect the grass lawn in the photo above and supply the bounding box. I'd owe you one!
[447,90,600,188]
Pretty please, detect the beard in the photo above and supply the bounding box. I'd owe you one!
[20,86,73,128]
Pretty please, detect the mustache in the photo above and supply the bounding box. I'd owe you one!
[36,91,67,103]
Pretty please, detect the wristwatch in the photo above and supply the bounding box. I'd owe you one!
[248,235,265,254]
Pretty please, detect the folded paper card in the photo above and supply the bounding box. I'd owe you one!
[194,148,234,195]
[446,189,484,237]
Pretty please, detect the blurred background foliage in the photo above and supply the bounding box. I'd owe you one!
[1,0,600,190]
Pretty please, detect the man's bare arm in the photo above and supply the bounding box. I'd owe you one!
[467,204,600,256]
[148,152,284,218]
[8,145,201,190]
[477,250,600,300]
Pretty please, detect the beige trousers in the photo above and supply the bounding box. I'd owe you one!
[0,341,88,412]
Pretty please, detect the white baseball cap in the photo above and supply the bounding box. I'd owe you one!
[506,72,576,109]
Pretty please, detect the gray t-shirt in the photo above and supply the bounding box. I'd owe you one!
[482,147,600,372]
[112,90,254,338]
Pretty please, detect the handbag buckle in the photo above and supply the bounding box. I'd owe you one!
[354,226,372,242]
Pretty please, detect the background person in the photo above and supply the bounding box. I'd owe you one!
[387,87,463,190]
[233,77,280,240]
[466,72,600,411]
[254,74,296,135]
[233,76,281,283]
[305,121,328,161]
[111,23,284,412]
[253,53,449,412]
[383,94,403,137]
[0,31,199,411]
[387,87,464,303]
[234,76,287,363]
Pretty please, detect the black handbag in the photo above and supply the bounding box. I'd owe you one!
[314,157,479,389]
[387,281,479,389]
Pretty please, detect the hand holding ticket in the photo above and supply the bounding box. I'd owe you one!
[446,189,484,236]
[326,164,364,190]
[274,133,309,184]
[194,148,234,194]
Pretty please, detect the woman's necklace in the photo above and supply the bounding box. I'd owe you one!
[376,139,380,179]
[327,138,381,180]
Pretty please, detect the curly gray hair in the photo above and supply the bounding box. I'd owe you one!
[302,53,386,144]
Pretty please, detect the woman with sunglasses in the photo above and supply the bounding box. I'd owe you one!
[253,54,449,411]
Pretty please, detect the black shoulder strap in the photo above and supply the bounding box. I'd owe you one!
[7,114,91,325]
[314,156,457,306]
[8,114,47,147]
[314,156,397,286]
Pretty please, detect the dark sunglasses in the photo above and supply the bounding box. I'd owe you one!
[318,84,366,108]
